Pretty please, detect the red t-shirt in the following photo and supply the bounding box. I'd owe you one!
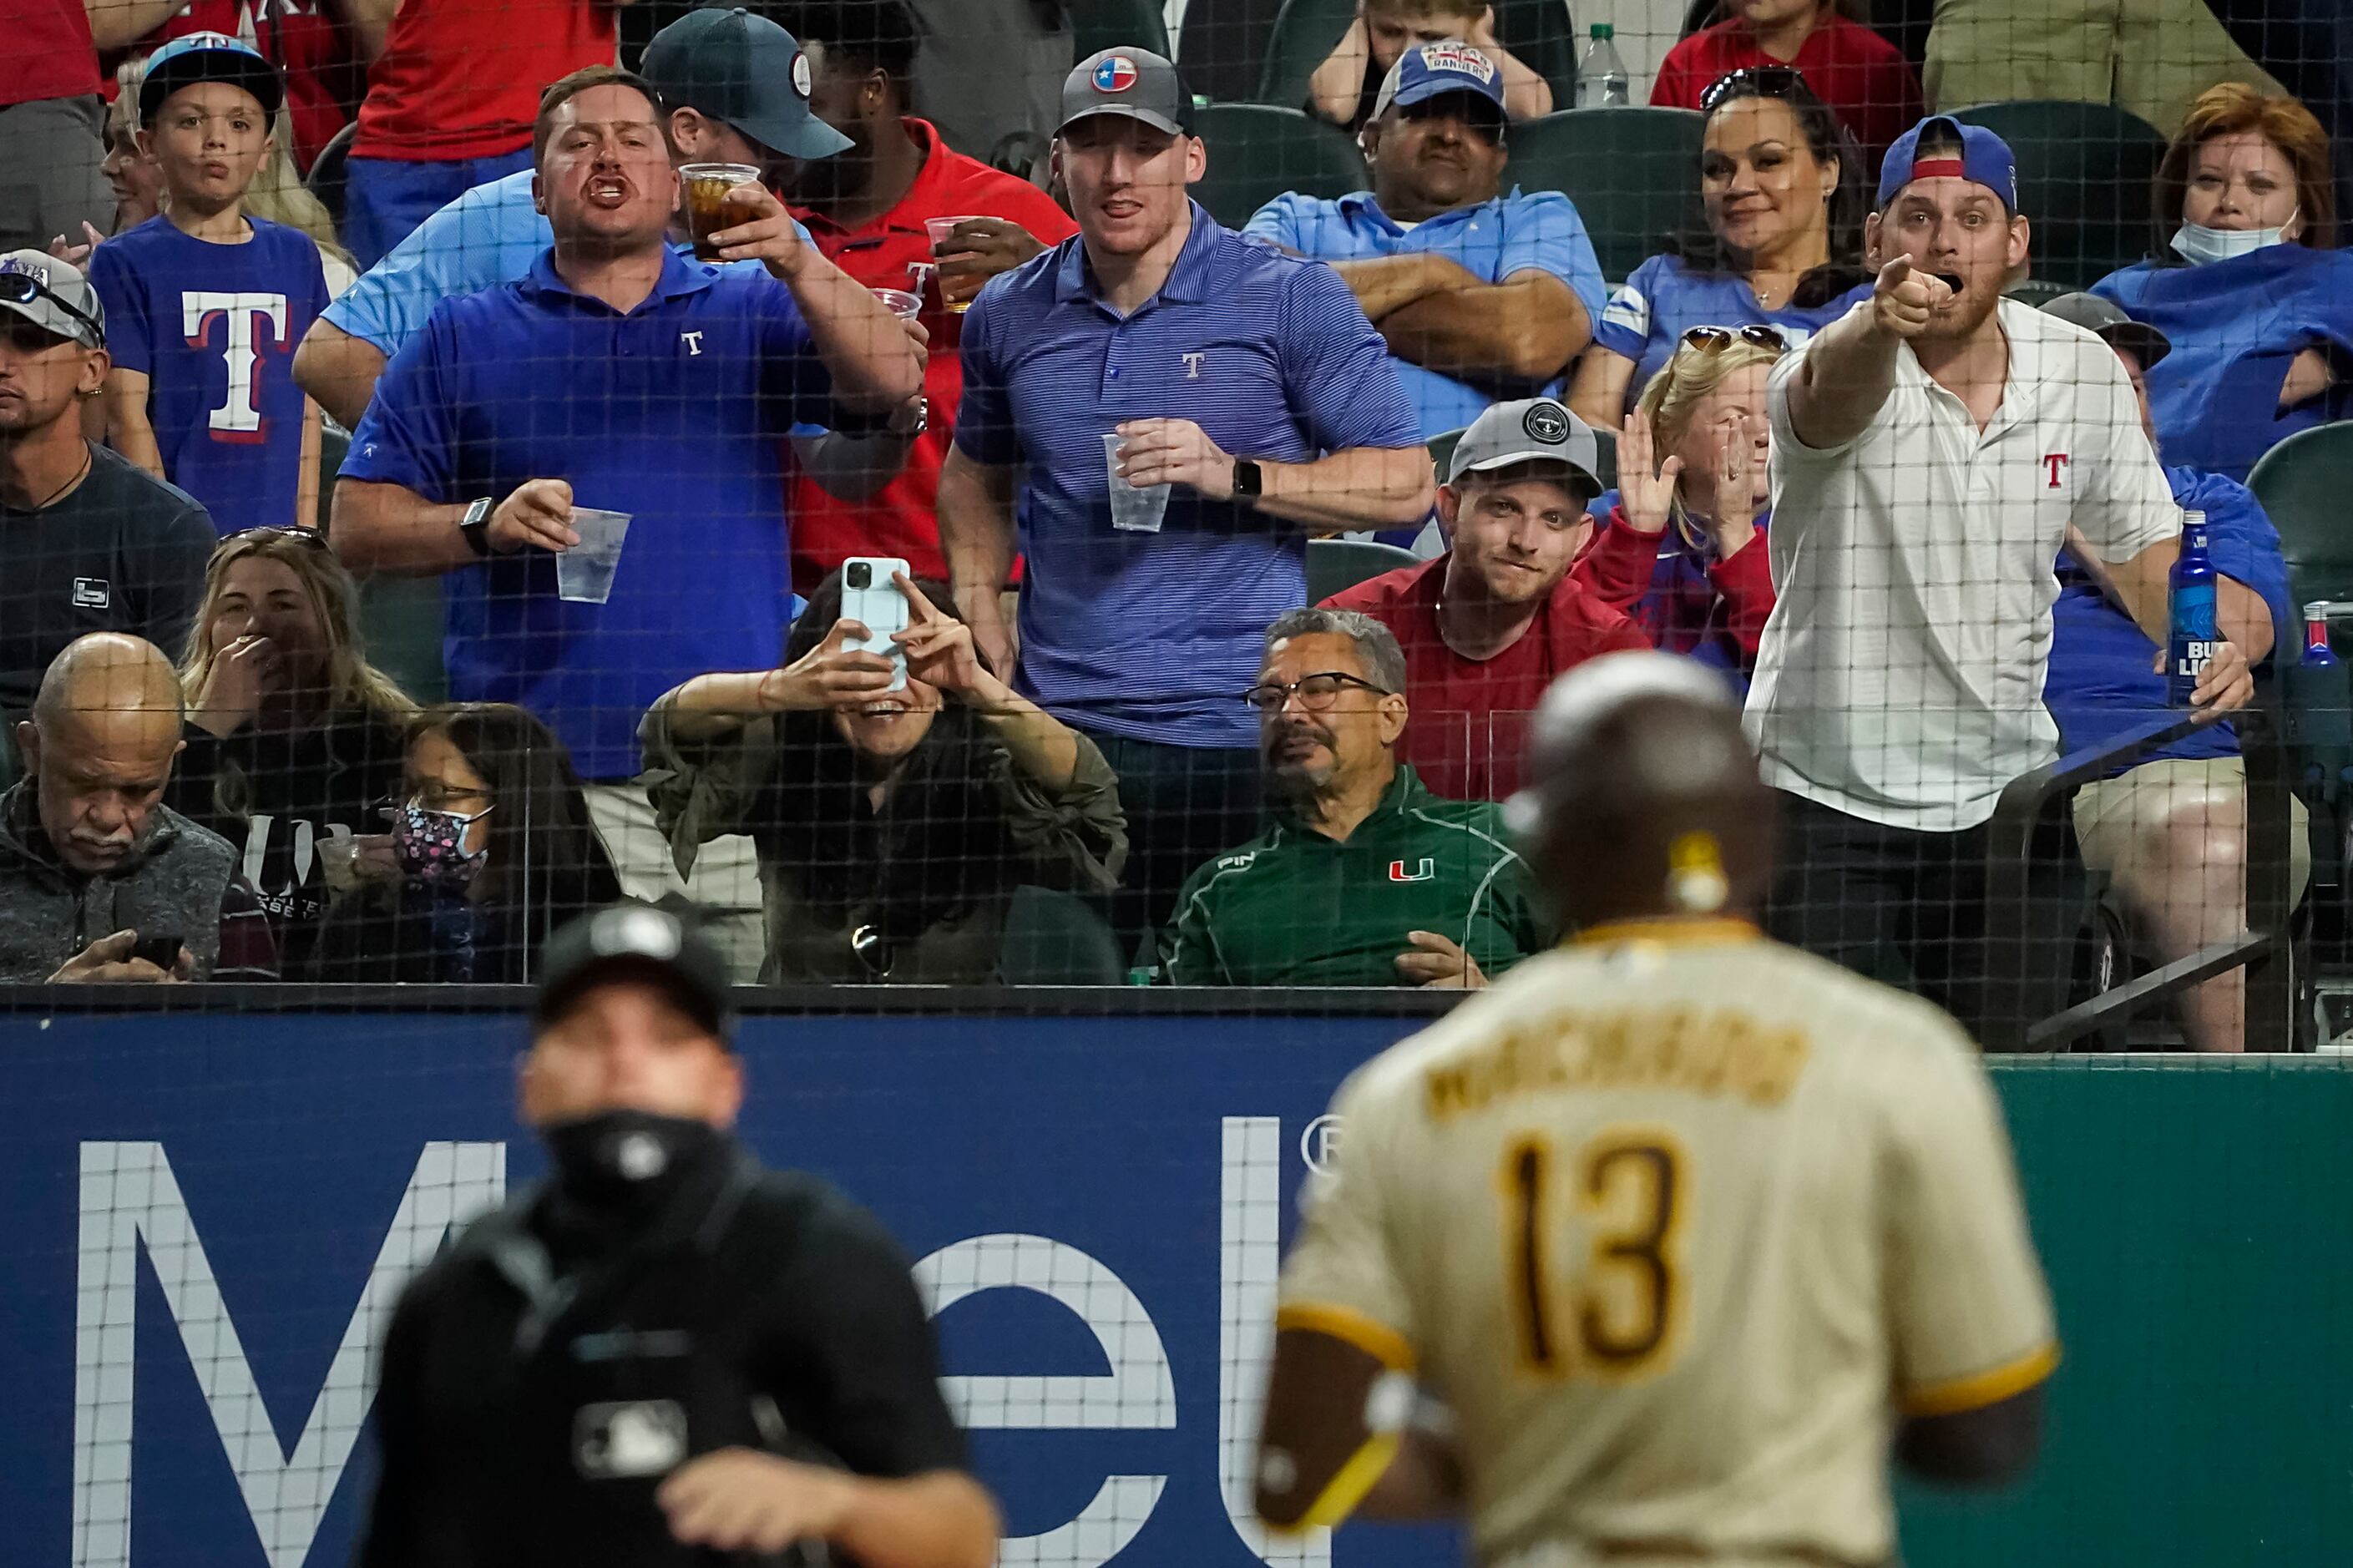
[1324,554,1652,802]
[5,0,101,107]
[787,120,1077,591]
[1650,12,1923,159]
[352,0,615,161]
[121,2,359,173]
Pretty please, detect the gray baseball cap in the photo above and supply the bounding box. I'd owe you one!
[641,6,852,160]
[0,250,105,351]
[2039,291,2171,369]
[1446,397,1604,493]
[1059,48,1194,137]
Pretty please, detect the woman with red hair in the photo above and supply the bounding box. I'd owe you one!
[2090,83,2353,483]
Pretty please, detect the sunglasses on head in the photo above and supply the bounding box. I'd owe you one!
[225,524,334,552]
[1698,64,1809,114]
[0,270,104,348]
[1680,324,1788,354]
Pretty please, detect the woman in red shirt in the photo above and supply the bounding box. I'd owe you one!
[1652,0,1921,162]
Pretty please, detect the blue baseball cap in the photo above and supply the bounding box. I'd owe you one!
[1372,40,1508,124]
[642,8,851,160]
[1876,114,2018,214]
[139,32,285,125]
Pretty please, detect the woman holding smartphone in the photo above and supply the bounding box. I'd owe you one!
[642,569,1128,983]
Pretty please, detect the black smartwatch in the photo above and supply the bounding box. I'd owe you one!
[458,496,495,557]
[1232,458,1264,499]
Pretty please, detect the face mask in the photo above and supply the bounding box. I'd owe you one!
[543,1110,723,1211]
[392,800,492,889]
[2172,214,2296,266]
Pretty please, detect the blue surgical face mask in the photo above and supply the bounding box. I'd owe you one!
[2172,212,2298,266]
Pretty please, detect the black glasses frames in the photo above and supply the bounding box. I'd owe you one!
[1240,671,1394,715]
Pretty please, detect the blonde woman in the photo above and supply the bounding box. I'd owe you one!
[1571,325,1780,677]
[166,527,416,968]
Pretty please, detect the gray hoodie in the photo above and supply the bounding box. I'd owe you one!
[0,779,243,981]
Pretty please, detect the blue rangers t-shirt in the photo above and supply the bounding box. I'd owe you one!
[1590,253,1870,421]
[89,215,328,534]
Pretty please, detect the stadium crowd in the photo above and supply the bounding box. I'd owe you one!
[0,0,2345,1050]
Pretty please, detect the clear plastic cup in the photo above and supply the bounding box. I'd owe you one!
[557,508,632,604]
[1103,433,1170,534]
[871,287,921,320]
[925,216,986,312]
[678,163,762,260]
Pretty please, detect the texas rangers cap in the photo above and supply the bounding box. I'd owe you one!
[1059,48,1194,137]
[642,6,852,160]
[2039,291,2172,369]
[1371,40,1507,125]
[1446,397,1604,493]
[0,250,105,351]
[139,31,285,124]
[537,902,736,1044]
[1877,114,2018,214]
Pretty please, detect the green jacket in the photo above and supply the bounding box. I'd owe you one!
[1162,766,1548,987]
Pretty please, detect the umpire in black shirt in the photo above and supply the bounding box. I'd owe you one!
[359,902,1000,1567]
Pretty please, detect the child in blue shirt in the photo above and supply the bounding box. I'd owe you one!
[89,33,327,536]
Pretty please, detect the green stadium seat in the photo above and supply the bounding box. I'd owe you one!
[1428,425,1465,482]
[2001,278,2072,309]
[1308,536,1419,600]
[1192,104,1367,229]
[1502,107,1707,285]
[1069,0,1171,63]
[996,884,1128,984]
[2249,422,2353,612]
[1255,0,1577,110]
[1946,101,2168,291]
[319,422,448,704]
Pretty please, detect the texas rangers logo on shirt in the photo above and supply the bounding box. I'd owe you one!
[1093,54,1140,93]
[1418,42,1499,84]
[1389,857,1435,883]
[2042,453,2070,488]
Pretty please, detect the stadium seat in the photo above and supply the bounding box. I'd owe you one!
[996,884,1128,984]
[2249,422,2353,610]
[305,121,357,226]
[317,421,446,703]
[1946,101,2167,291]
[2001,278,2071,309]
[1308,536,1419,599]
[1428,425,1465,480]
[1192,104,1367,228]
[1502,108,1707,285]
[1254,0,1576,110]
[1070,0,1171,63]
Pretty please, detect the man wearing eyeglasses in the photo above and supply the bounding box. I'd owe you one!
[0,250,216,749]
[1246,43,1607,445]
[1160,607,1547,988]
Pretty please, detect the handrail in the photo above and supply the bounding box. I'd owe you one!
[1985,702,2295,1051]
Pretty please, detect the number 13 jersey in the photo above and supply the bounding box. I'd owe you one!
[1275,920,2056,1567]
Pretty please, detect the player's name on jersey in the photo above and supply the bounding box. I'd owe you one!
[1424,1005,1812,1120]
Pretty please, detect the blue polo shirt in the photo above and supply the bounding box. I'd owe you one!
[1242,187,1607,438]
[342,247,832,778]
[955,202,1423,747]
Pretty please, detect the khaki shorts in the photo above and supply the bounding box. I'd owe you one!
[2072,755,2310,907]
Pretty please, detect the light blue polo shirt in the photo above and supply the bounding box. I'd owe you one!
[1242,186,1607,438]
[342,247,835,779]
[955,202,1423,748]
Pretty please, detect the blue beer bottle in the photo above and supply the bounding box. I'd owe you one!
[2168,511,2217,706]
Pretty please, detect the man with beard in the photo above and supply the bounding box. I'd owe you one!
[1751,114,2254,1046]
[1246,42,1605,440]
[775,0,1077,589]
[1160,607,1546,988]
[1323,397,1648,802]
[358,900,1000,1566]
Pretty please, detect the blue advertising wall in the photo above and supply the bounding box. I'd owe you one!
[1,1007,2347,1567]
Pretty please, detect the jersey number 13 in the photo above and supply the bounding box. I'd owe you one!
[1500,1128,1688,1380]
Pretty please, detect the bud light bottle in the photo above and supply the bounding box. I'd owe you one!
[2167,510,2217,706]
[2303,603,2340,668]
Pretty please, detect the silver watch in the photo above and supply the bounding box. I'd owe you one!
[458,496,496,557]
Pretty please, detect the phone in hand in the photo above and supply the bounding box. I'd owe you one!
[840,556,911,692]
[129,933,184,972]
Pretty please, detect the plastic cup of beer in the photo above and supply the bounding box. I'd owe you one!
[925,215,986,312]
[1103,433,1170,534]
[557,508,632,604]
[679,163,762,260]
[871,287,922,321]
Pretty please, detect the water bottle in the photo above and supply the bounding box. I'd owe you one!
[2302,603,2340,668]
[1575,23,1631,109]
[2167,510,2218,706]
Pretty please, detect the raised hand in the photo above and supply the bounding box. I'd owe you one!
[1870,255,1951,340]
[1617,407,1683,537]
[891,572,995,700]
[190,633,286,736]
[759,617,902,711]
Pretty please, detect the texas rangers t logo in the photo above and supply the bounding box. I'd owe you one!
[1389,857,1435,883]
[181,291,289,443]
[1182,352,1205,379]
[2042,453,2070,488]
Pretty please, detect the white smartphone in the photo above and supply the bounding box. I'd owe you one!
[840,556,911,691]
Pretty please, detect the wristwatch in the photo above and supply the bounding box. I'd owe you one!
[1232,458,1264,499]
[458,496,495,557]
[888,394,929,438]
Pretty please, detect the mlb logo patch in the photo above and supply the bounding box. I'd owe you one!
[1093,54,1140,93]
[72,578,111,609]
[1389,857,1435,883]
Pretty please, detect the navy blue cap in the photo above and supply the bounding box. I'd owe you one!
[642,7,851,160]
[139,32,284,125]
[1372,40,1507,123]
[1876,115,2018,214]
